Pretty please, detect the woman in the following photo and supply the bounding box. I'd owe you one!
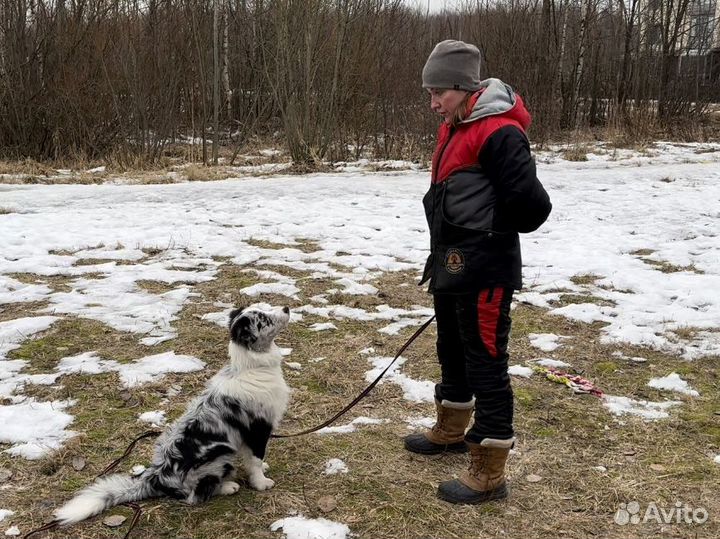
[404,40,552,505]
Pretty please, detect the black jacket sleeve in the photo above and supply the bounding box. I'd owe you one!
[479,125,552,233]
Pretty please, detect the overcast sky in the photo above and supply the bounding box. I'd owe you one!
[406,0,461,13]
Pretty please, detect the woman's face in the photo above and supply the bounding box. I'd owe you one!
[428,88,467,123]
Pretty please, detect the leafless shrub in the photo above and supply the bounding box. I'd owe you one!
[0,0,716,167]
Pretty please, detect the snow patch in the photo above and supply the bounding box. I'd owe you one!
[647,372,699,397]
[365,356,434,403]
[270,515,350,539]
[508,365,533,378]
[323,458,349,475]
[533,358,572,368]
[603,395,682,421]
[316,416,386,435]
[138,410,166,427]
[528,333,569,352]
[0,399,76,459]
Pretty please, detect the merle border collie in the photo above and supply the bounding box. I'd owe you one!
[54,305,291,526]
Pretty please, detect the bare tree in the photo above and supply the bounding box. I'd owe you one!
[1,0,716,166]
[213,0,220,164]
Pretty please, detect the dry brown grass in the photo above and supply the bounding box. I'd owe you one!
[561,145,590,162]
[630,250,705,274]
[183,164,233,182]
[569,273,602,286]
[630,249,656,257]
[0,175,105,186]
[0,158,57,176]
[0,151,291,186]
[365,162,414,172]
[0,300,51,323]
[2,255,719,539]
[135,280,185,295]
[0,155,375,186]
[8,273,77,293]
[640,259,705,274]
[550,293,617,308]
[244,238,322,255]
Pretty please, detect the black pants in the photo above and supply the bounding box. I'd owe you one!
[434,287,514,443]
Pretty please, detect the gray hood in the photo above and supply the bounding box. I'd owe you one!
[462,78,519,124]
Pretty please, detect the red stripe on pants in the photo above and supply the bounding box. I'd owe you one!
[477,287,504,358]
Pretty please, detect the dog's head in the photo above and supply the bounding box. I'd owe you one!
[228,305,290,354]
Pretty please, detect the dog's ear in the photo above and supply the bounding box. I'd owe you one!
[228,307,244,329]
[230,314,256,346]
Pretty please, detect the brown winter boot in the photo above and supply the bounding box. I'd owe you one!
[403,398,474,455]
[437,437,514,504]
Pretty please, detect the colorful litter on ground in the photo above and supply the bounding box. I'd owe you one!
[531,365,605,398]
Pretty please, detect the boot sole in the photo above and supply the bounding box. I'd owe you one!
[437,483,508,505]
[403,440,469,455]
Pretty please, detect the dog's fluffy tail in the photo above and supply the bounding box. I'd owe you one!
[54,473,155,526]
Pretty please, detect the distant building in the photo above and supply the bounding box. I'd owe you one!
[680,0,717,53]
[642,0,720,88]
[679,0,720,84]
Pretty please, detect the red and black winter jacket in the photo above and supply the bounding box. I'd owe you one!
[420,79,552,294]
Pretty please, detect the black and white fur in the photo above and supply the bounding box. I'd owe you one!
[54,305,291,526]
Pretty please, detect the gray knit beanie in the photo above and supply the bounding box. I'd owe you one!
[422,40,481,92]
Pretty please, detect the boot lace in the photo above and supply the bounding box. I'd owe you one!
[431,414,446,435]
[469,447,489,477]
[431,404,453,436]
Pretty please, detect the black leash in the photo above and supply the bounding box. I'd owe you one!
[23,432,161,539]
[97,431,162,478]
[22,521,58,539]
[271,315,436,438]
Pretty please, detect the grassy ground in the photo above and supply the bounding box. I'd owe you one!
[1,241,719,539]
[2,139,718,187]
[0,143,296,186]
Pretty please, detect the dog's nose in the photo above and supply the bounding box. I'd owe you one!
[283,306,290,314]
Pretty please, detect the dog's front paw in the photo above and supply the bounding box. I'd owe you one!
[220,480,241,496]
[250,476,275,491]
